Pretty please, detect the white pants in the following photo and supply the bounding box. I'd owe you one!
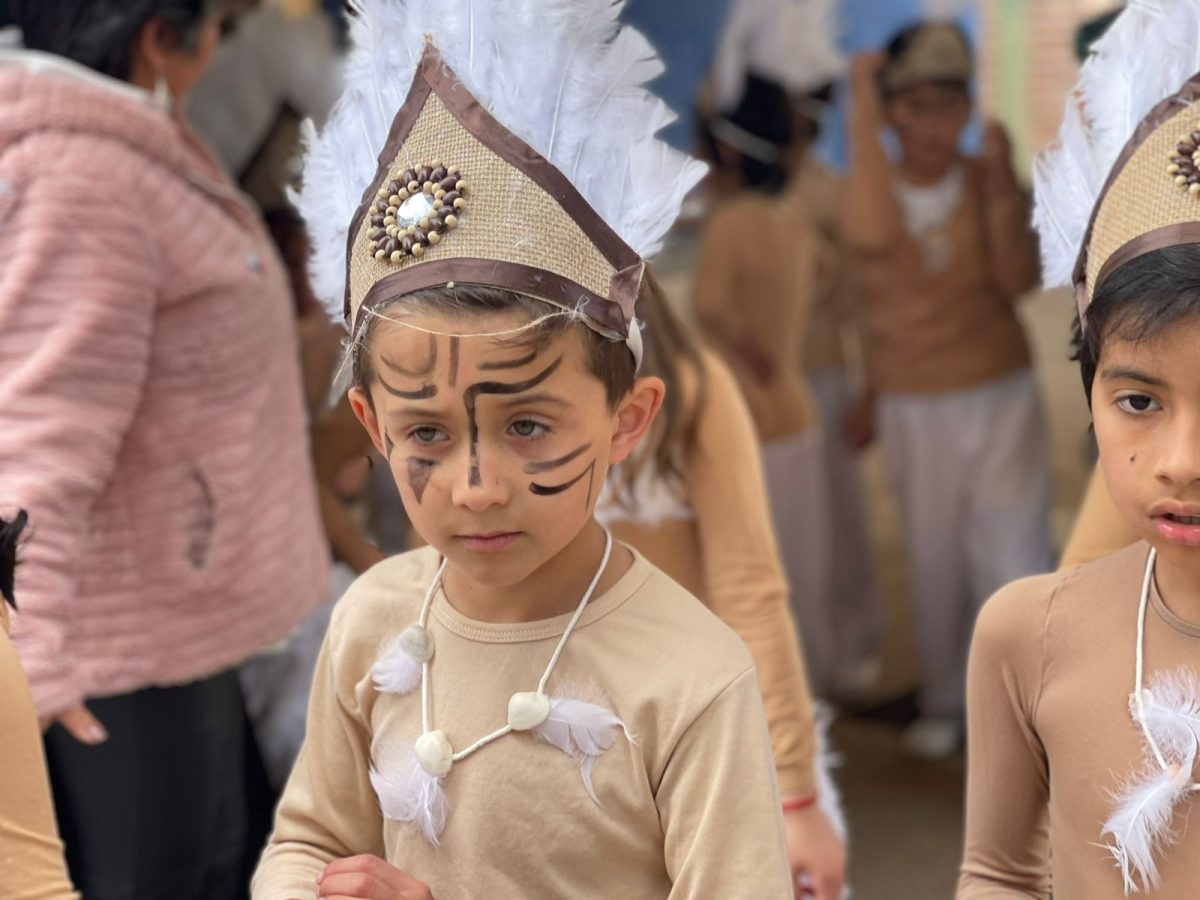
[879,370,1054,717]
[762,429,834,694]
[809,370,885,673]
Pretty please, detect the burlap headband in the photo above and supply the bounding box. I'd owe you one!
[1074,73,1200,319]
[342,43,646,354]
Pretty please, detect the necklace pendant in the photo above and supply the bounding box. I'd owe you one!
[401,624,435,663]
[415,730,454,776]
[508,692,552,732]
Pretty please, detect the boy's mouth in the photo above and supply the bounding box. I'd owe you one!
[1151,506,1200,547]
[456,532,523,553]
[1164,513,1200,526]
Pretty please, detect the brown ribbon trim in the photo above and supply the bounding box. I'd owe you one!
[342,43,643,333]
[1073,73,1200,306]
[356,258,628,338]
[1089,221,1200,310]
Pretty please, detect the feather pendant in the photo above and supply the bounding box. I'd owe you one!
[370,741,450,846]
[1139,670,1200,762]
[1100,758,1192,894]
[371,643,422,695]
[533,697,632,803]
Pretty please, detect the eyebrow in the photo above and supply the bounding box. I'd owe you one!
[1100,366,1168,388]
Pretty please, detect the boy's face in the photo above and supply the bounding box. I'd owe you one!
[349,310,661,587]
[1093,315,1200,563]
[885,83,971,179]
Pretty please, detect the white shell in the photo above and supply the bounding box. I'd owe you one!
[400,625,434,664]
[414,730,454,777]
[508,691,552,732]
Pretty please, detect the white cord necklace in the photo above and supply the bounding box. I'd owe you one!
[369,530,632,845]
[1101,547,1200,894]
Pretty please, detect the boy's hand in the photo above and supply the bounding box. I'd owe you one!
[317,855,433,900]
[842,391,876,450]
[849,52,888,96]
[785,806,847,900]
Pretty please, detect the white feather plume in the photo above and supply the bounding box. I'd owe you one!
[370,741,450,845]
[813,703,848,841]
[1101,758,1192,894]
[533,696,632,803]
[1033,0,1200,287]
[371,638,423,696]
[296,0,707,320]
[1139,670,1200,762]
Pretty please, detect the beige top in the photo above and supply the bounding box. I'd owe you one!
[1060,466,1140,570]
[960,542,1200,899]
[786,160,860,375]
[609,351,817,798]
[0,604,77,900]
[694,194,820,441]
[253,547,792,899]
[855,161,1036,394]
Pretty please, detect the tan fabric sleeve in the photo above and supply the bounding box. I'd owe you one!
[1060,466,1139,570]
[658,667,794,899]
[958,577,1054,899]
[684,351,817,798]
[692,208,744,348]
[252,605,385,899]
[0,609,78,900]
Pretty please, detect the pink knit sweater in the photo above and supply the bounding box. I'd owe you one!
[0,52,330,718]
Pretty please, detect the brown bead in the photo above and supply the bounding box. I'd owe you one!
[402,169,417,186]
[1188,173,1200,184]
[439,176,459,193]
[376,200,388,213]
[431,166,448,182]
[428,216,444,232]
[370,215,385,227]
[369,227,386,240]
[389,180,401,194]
[443,191,462,206]
[1179,142,1196,156]
[413,228,428,243]
[401,236,416,253]
[385,237,399,254]
[417,166,432,184]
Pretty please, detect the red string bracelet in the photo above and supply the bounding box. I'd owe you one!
[781,793,818,813]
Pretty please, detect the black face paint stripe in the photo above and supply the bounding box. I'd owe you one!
[379,376,438,400]
[478,347,539,371]
[407,458,436,504]
[382,333,438,377]
[463,356,563,487]
[448,337,460,388]
[530,460,596,508]
[524,442,592,475]
[384,431,396,458]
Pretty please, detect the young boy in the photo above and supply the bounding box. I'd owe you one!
[961,4,1200,895]
[251,2,793,898]
[842,23,1053,757]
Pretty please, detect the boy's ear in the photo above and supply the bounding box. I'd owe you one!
[349,386,388,458]
[608,376,666,467]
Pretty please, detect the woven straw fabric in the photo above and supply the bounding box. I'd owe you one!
[348,93,616,322]
[1088,101,1200,299]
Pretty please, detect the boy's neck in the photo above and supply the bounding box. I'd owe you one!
[899,159,953,187]
[441,520,631,625]
[1154,549,1200,626]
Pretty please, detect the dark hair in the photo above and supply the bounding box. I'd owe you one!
[352,287,636,411]
[1075,243,1200,404]
[10,0,221,81]
[0,510,28,610]
[882,21,972,99]
[703,73,795,193]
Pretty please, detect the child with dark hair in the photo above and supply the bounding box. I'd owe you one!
[0,510,77,899]
[843,22,1053,758]
[253,3,793,898]
[961,3,1200,895]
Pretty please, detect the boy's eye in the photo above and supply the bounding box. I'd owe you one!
[1116,394,1162,415]
[509,420,548,439]
[409,426,447,444]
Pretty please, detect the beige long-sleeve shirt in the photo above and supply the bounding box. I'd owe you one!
[253,546,792,899]
[960,542,1200,899]
[609,351,817,798]
[0,604,77,900]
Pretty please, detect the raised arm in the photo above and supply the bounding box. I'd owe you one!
[979,121,1040,300]
[842,53,905,254]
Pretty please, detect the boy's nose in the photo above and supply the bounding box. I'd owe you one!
[1154,414,1200,489]
[449,448,510,512]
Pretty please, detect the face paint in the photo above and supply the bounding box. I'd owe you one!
[478,347,539,371]
[384,430,396,458]
[524,442,592,474]
[448,337,460,387]
[462,356,563,487]
[530,459,597,512]
[382,334,438,377]
[407,457,437,504]
[380,378,438,400]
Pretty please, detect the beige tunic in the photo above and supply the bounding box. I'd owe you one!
[253,547,792,899]
[960,542,1200,898]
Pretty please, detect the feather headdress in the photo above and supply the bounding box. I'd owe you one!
[296,0,705,362]
[1033,0,1200,316]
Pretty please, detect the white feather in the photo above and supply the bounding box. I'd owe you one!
[369,741,450,846]
[533,696,632,803]
[371,638,423,695]
[1033,0,1200,287]
[1100,760,1192,894]
[812,703,848,841]
[1139,670,1200,763]
[296,0,707,321]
